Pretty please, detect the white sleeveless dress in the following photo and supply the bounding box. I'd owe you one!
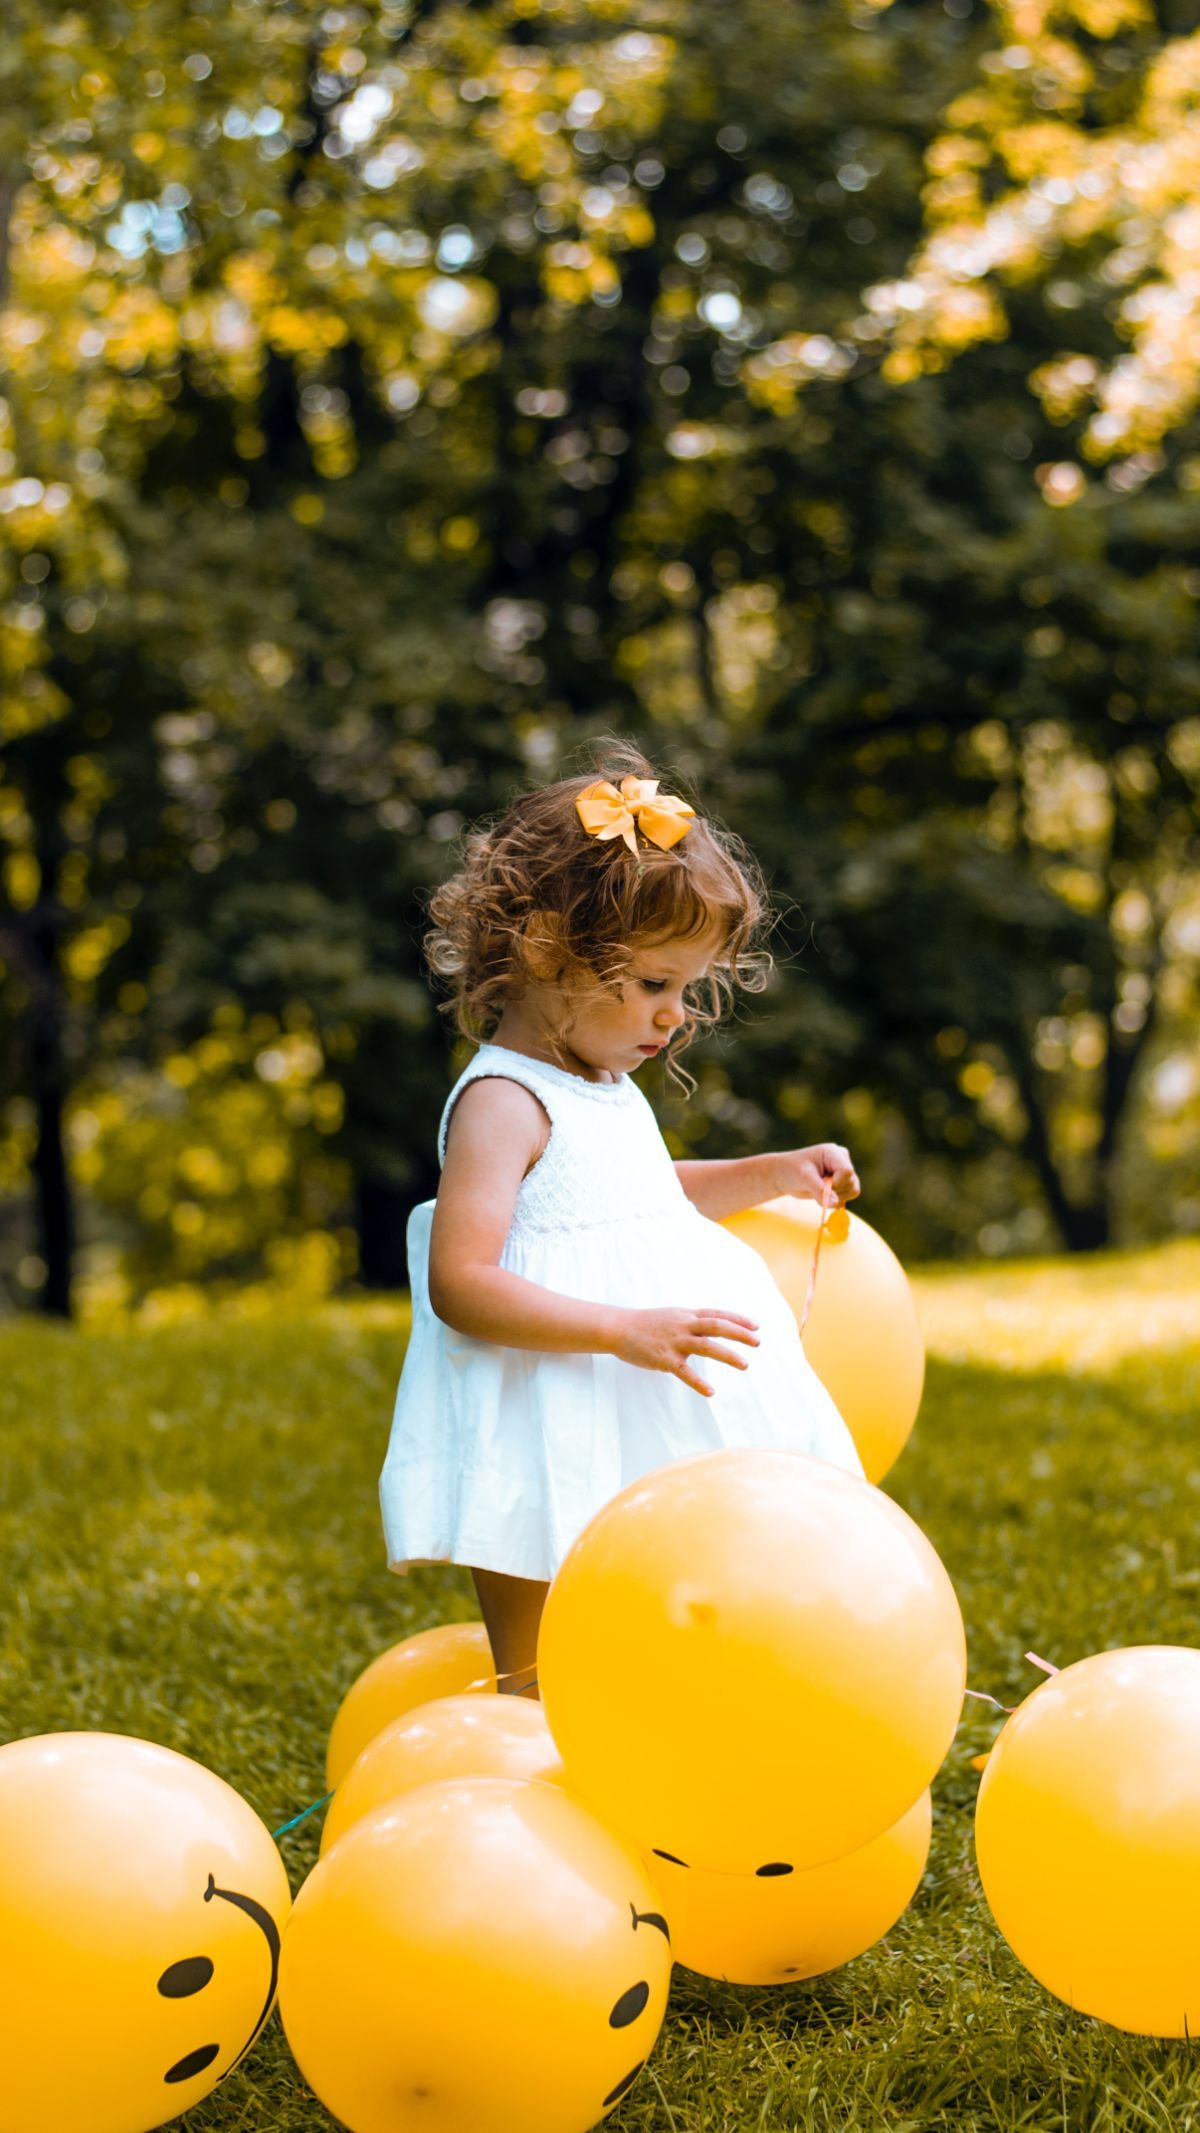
[379,1042,863,1583]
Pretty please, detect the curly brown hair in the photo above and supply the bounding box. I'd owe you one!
[422,736,777,1096]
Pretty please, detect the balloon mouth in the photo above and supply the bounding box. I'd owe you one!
[164,2042,221,2085]
[161,1873,283,2089]
[602,2060,646,2108]
[630,1901,671,1943]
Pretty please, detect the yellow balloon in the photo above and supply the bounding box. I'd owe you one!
[538,1449,965,1873]
[645,1790,931,1985]
[280,1777,672,2133]
[326,1622,496,1789]
[0,1731,291,2133]
[976,1646,1200,2036]
[722,1196,925,1482]
[321,1694,565,1854]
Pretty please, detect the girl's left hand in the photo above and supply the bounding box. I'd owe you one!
[773,1143,861,1209]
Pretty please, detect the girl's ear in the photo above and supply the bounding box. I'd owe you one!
[520,909,570,983]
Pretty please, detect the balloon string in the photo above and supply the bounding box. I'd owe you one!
[797,1180,836,1338]
[272,1661,537,1840]
[273,1794,334,1839]
[962,1652,1060,1725]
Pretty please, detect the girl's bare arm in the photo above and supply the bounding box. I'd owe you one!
[428,1079,625,1353]
[425,1079,759,1393]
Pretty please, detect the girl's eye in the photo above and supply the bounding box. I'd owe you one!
[641,980,666,993]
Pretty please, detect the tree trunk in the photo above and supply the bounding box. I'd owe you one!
[355,1166,441,1290]
[28,905,74,1316]
[0,172,17,311]
[1052,1197,1111,1254]
[355,1174,408,1289]
[1010,981,1161,1253]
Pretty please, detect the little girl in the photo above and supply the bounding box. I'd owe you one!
[380,740,864,1695]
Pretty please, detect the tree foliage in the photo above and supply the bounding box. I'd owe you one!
[1,0,1198,1313]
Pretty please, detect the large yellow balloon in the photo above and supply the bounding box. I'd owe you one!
[722,1196,925,1482]
[326,1621,496,1788]
[645,1790,931,1985]
[538,1449,965,1873]
[976,1646,1200,2036]
[0,1732,291,2133]
[321,1693,565,1854]
[280,1776,672,2133]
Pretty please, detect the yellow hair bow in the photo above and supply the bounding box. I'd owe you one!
[575,776,697,856]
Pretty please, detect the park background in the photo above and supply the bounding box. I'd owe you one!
[3,0,1200,1323]
[4,6,1200,2131]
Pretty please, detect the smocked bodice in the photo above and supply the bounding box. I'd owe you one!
[437,1043,690,1246]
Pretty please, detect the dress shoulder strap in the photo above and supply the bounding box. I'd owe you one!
[436,1043,637,1168]
[437,1047,562,1169]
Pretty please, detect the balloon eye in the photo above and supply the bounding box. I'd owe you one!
[157,1957,215,1997]
[651,1849,689,1867]
[755,1862,794,1878]
[609,1981,650,2028]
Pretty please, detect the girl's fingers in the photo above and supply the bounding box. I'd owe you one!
[695,1341,751,1370]
[676,1365,713,1396]
[693,1315,760,1342]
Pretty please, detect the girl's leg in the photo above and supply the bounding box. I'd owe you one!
[470,1568,548,1699]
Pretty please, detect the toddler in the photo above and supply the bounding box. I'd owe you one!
[380,740,864,1695]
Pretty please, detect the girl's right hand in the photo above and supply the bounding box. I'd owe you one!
[609,1307,761,1398]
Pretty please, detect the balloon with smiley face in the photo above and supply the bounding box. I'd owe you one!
[320,1692,565,1855]
[0,1731,291,2133]
[280,1775,672,2133]
[326,1621,497,1789]
[644,1789,932,1985]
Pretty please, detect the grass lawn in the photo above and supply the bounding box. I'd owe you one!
[3,1240,1200,2132]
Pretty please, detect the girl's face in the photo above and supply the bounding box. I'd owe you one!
[562,924,726,1079]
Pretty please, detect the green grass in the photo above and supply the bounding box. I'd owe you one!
[3,1246,1200,2133]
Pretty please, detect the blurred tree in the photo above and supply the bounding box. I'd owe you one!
[830,0,1200,1243]
[3,0,1199,1314]
[69,1011,353,1315]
